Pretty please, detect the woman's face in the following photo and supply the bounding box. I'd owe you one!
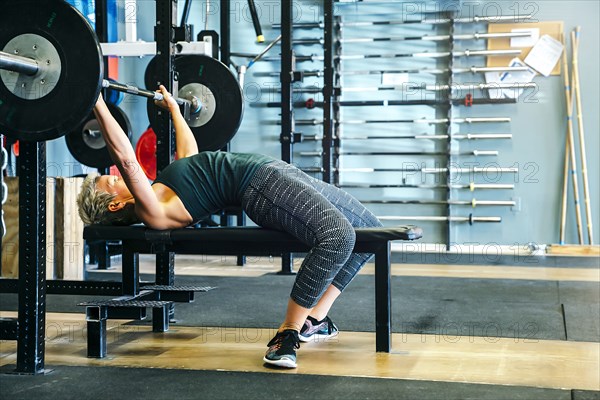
[96,175,131,201]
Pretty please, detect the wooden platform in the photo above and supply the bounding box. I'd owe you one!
[0,312,598,391]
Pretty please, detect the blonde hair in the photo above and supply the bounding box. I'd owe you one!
[76,173,139,226]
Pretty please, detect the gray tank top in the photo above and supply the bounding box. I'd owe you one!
[153,152,274,222]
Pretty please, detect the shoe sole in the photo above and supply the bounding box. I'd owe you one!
[298,331,338,342]
[263,356,297,368]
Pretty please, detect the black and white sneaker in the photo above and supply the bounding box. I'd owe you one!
[263,329,301,368]
[299,315,339,342]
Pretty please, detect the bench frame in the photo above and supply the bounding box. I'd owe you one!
[83,226,422,354]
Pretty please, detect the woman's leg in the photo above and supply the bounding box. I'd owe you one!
[276,173,383,322]
[242,161,357,332]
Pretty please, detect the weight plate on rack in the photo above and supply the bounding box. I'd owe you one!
[66,103,132,169]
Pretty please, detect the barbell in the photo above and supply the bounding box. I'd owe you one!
[0,0,243,150]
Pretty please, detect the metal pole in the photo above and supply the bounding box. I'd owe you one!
[322,0,334,183]
[16,141,47,374]
[0,51,39,76]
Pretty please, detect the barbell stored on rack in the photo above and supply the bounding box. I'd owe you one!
[299,150,499,157]
[339,183,515,191]
[260,97,518,108]
[0,0,243,148]
[253,65,531,78]
[302,133,512,141]
[377,214,502,224]
[262,49,522,62]
[362,199,516,207]
[272,14,533,29]
[301,166,519,174]
[287,117,510,126]
[274,83,532,94]
[284,31,532,46]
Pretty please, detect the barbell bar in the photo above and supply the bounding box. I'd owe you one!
[0,51,39,76]
[101,79,202,115]
[0,50,202,118]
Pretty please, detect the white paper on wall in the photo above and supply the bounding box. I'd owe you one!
[524,34,564,77]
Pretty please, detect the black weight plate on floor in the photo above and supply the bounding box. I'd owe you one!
[66,103,131,169]
[0,0,103,142]
[145,55,243,151]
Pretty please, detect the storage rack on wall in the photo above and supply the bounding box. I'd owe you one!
[325,1,534,248]
[264,0,537,247]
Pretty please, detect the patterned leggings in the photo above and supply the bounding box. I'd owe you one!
[241,161,383,309]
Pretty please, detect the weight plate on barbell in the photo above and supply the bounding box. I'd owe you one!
[0,0,103,142]
[66,103,132,169]
[145,55,244,151]
[0,33,62,100]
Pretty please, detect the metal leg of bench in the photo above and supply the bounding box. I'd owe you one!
[97,242,110,270]
[279,253,295,275]
[152,304,170,332]
[86,306,107,358]
[122,244,139,296]
[236,210,246,267]
[156,252,175,321]
[375,242,391,353]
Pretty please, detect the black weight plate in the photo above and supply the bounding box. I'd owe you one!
[0,0,103,142]
[66,103,132,169]
[145,55,244,151]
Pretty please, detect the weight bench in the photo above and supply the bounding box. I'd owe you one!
[82,224,422,357]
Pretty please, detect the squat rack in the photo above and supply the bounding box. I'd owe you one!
[0,0,183,374]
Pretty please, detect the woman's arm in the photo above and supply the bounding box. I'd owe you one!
[154,85,199,158]
[94,95,169,228]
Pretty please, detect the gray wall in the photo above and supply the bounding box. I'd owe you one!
[46,0,599,247]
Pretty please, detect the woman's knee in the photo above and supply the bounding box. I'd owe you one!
[318,217,356,260]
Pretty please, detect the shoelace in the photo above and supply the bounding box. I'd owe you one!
[268,331,300,350]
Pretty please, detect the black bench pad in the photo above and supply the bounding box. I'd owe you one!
[84,225,423,247]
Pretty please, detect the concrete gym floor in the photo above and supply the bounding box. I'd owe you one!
[1,253,599,400]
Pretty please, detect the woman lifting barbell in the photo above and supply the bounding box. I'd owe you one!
[76,86,383,369]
